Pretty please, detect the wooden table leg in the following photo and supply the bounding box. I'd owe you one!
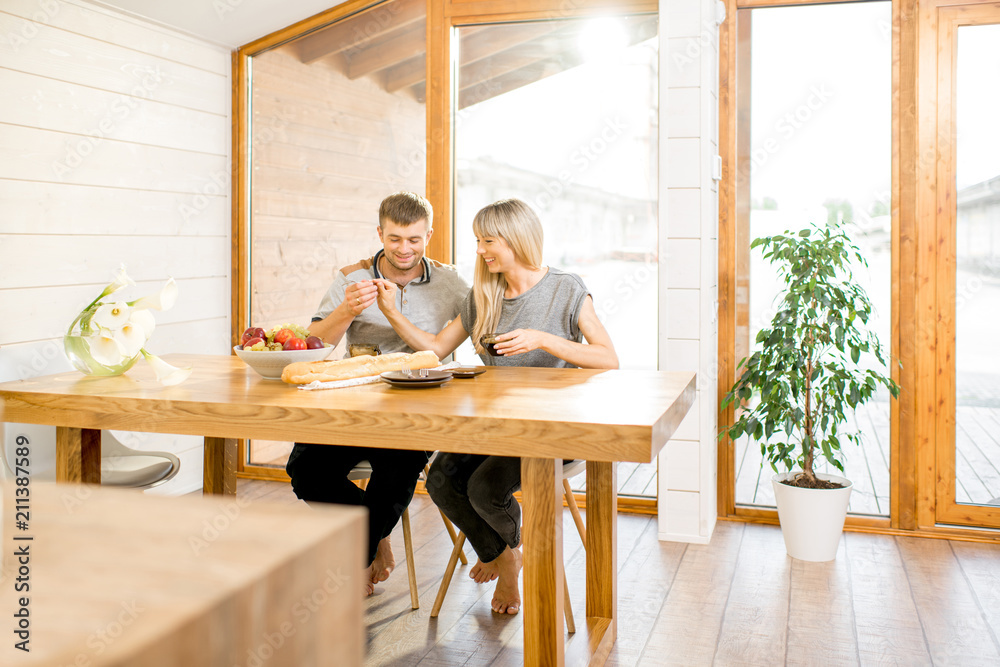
[585,460,618,664]
[522,457,564,667]
[56,427,101,484]
[203,437,237,495]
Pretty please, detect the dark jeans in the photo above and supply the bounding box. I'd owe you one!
[285,443,430,566]
[425,453,522,563]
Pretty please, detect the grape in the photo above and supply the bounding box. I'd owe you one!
[266,323,311,342]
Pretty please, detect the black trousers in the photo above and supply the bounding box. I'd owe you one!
[425,453,522,563]
[285,443,430,566]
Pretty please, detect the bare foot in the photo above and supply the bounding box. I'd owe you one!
[364,580,375,597]
[368,537,396,585]
[470,558,500,584]
[490,546,522,615]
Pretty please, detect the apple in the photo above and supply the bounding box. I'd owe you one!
[305,335,325,350]
[283,337,308,351]
[273,328,296,345]
[241,327,266,346]
[244,336,264,348]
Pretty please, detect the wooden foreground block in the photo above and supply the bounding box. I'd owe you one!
[0,482,366,666]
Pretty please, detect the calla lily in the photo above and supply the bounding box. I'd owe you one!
[92,301,132,331]
[131,278,178,311]
[115,321,148,357]
[127,309,156,339]
[98,264,134,300]
[67,266,190,385]
[85,333,127,366]
[141,349,192,386]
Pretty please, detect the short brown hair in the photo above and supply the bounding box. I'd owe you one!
[379,192,433,229]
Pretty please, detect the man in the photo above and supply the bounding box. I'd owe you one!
[285,192,470,596]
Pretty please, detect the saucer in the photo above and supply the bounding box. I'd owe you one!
[449,366,487,378]
[380,376,451,389]
[381,370,453,382]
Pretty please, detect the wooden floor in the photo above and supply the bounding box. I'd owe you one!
[239,479,1000,666]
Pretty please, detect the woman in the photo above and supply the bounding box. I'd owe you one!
[375,198,618,615]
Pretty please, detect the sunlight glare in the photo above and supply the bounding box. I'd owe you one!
[577,17,628,62]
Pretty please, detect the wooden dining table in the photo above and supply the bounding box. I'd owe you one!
[0,353,696,667]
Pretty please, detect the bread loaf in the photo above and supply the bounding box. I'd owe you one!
[281,350,440,384]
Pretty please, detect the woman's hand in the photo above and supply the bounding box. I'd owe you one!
[373,279,399,314]
[492,329,550,357]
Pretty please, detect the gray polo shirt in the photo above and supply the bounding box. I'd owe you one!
[312,250,470,355]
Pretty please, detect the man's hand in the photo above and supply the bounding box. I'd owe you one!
[491,329,549,357]
[345,280,378,316]
[374,279,399,314]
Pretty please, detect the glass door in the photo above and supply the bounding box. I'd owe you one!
[732,2,892,516]
[935,6,1000,527]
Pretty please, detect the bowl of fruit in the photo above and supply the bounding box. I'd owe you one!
[233,324,333,379]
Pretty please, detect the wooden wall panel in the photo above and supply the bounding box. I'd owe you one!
[248,46,425,330]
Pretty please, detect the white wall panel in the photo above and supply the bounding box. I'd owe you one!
[2,277,229,343]
[0,181,227,236]
[0,68,228,154]
[0,125,227,191]
[2,0,230,72]
[660,0,721,543]
[1,236,229,289]
[0,0,230,496]
[0,12,227,114]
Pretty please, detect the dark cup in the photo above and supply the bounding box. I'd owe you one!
[479,333,503,357]
[348,343,381,357]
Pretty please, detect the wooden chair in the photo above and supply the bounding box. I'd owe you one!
[429,459,588,632]
[350,460,467,610]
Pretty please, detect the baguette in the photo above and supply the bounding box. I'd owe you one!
[281,350,440,384]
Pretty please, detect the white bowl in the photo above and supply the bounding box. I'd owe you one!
[233,344,334,380]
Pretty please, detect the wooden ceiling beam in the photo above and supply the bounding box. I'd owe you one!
[293,0,425,65]
[455,16,658,109]
[347,20,427,79]
[387,23,560,94]
[457,25,581,91]
[458,58,570,109]
[459,22,563,67]
[385,54,426,92]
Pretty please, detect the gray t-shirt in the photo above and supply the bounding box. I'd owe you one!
[313,250,470,355]
[460,267,590,368]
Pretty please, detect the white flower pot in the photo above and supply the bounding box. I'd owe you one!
[771,472,853,562]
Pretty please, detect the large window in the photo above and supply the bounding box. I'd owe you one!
[244,0,427,471]
[451,17,659,372]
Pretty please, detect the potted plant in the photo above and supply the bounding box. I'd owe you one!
[720,220,899,561]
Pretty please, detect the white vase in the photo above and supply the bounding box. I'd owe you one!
[771,472,853,562]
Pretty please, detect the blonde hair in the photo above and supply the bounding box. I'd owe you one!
[470,199,544,353]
